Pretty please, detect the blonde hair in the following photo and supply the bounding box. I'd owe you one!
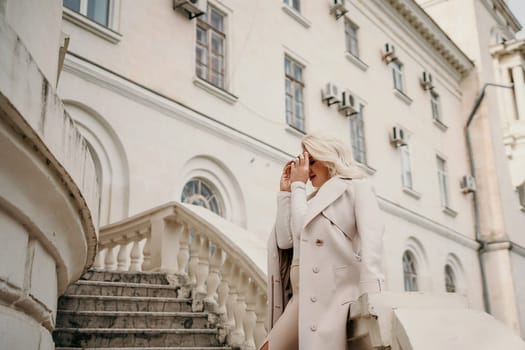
[301,132,366,179]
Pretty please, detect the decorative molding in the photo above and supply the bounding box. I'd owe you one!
[442,206,458,218]
[394,89,413,105]
[281,4,311,28]
[402,186,421,199]
[377,195,479,250]
[62,54,292,163]
[433,118,448,131]
[383,0,473,76]
[62,7,122,44]
[193,77,238,105]
[345,52,369,71]
[285,125,306,138]
[356,162,377,175]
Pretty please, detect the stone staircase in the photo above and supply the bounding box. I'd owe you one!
[53,270,231,350]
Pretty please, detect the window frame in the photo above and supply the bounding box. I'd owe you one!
[284,55,306,133]
[344,18,360,58]
[349,104,367,164]
[400,136,413,190]
[403,250,418,292]
[63,0,112,27]
[62,0,121,43]
[444,264,457,293]
[392,60,405,92]
[181,178,224,217]
[431,90,442,122]
[437,155,449,208]
[196,4,227,90]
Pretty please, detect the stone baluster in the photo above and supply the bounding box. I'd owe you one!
[142,234,152,271]
[242,279,257,350]
[254,287,268,349]
[116,241,130,271]
[218,257,233,321]
[193,235,210,312]
[129,239,143,272]
[225,264,240,345]
[177,224,190,275]
[205,245,224,308]
[93,246,107,270]
[230,268,246,347]
[104,244,118,271]
[188,231,201,285]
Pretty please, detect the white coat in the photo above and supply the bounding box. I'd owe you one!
[267,176,385,349]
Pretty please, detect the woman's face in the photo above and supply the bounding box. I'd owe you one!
[308,156,331,188]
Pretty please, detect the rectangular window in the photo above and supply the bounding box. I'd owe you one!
[196,5,226,89]
[437,156,449,207]
[349,104,366,164]
[392,60,404,92]
[284,56,305,132]
[400,138,413,189]
[345,19,359,57]
[283,0,301,12]
[431,90,441,122]
[63,0,110,27]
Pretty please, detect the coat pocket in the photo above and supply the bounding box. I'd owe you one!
[333,265,360,305]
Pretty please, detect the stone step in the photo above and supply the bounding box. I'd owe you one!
[81,270,173,285]
[58,295,193,312]
[65,280,180,298]
[53,328,222,348]
[56,347,231,350]
[56,310,210,329]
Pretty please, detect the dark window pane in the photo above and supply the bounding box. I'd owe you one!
[64,0,81,12]
[87,0,109,26]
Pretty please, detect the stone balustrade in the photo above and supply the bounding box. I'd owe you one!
[94,202,268,350]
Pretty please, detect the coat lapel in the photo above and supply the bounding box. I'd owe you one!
[303,176,349,229]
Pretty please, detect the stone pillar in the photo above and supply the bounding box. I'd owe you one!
[512,65,525,121]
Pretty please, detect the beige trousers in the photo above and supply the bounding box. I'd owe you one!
[267,259,300,350]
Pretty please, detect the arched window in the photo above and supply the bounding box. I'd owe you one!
[444,264,456,293]
[181,178,223,217]
[403,251,418,291]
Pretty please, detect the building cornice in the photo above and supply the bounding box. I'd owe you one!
[383,0,474,76]
[484,0,522,34]
[490,38,525,58]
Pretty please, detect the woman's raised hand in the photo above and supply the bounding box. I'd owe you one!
[280,160,293,192]
[290,151,310,184]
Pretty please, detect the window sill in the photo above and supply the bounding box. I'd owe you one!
[345,52,369,72]
[402,186,421,199]
[356,162,376,175]
[393,89,413,105]
[62,7,122,44]
[433,118,448,131]
[442,206,458,217]
[281,5,311,28]
[193,77,238,104]
[285,125,306,137]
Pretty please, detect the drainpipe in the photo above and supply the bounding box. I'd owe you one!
[465,82,514,314]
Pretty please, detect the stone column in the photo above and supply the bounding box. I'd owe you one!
[512,65,525,121]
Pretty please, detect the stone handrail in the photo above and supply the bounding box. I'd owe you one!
[94,202,268,350]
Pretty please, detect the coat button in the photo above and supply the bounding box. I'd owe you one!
[310,296,317,302]
[312,266,319,273]
[310,324,317,332]
[315,239,324,246]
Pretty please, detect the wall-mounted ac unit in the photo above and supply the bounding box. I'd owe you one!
[173,0,206,19]
[330,0,348,20]
[420,71,434,90]
[517,182,525,208]
[460,175,477,193]
[382,43,397,63]
[339,90,357,116]
[390,126,407,147]
[321,82,341,106]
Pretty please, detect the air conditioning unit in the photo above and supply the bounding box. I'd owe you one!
[339,90,357,116]
[330,0,348,20]
[517,182,525,208]
[420,71,434,90]
[321,82,341,106]
[390,126,407,147]
[382,43,397,63]
[173,0,206,19]
[460,175,477,193]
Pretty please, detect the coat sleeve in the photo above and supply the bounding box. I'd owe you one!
[353,179,385,295]
[275,191,293,249]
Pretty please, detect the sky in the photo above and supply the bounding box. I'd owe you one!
[507,0,525,39]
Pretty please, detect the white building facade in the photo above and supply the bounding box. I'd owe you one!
[55,0,523,339]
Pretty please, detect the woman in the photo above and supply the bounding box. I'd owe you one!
[263,132,385,350]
